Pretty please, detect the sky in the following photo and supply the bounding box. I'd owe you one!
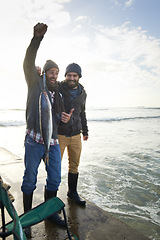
[0,0,160,109]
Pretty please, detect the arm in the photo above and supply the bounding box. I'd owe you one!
[23,23,48,88]
[80,99,89,141]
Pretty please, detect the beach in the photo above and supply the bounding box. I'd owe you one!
[0,147,150,240]
[0,107,160,239]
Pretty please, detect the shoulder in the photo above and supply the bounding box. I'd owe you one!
[79,83,85,91]
[58,80,66,86]
[79,83,87,95]
[58,81,67,91]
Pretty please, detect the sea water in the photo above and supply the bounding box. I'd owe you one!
[0,108,160,239]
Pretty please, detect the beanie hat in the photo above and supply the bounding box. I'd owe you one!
[65,63,82,78]
[43,60,59,73]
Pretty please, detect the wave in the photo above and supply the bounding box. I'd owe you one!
[87,107,160,111]
[0,116,160,126]
[0,109,25,127]
[0,108,160,126]
[88,115,160,122]
[0,121,25,127]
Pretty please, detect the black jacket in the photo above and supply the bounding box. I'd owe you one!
[58,81,88,137]
[23,36,61,139]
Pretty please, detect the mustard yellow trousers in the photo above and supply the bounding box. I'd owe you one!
[58,134,82,174]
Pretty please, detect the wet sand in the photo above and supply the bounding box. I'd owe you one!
[0,148,149,240]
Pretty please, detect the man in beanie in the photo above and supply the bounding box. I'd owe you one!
[58,63,89,206]
[21,23,73,235]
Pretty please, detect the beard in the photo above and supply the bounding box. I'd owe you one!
[46,79,58,92]
[66,80,79,89]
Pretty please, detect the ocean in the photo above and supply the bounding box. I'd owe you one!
[0,107,160,239]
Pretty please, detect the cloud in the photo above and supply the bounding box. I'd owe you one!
[86,23,160,85]
[125,0,134,8]
[71,16,90,32]
[75,16,90,23]
[110,0,134,9]
[0,0,160,108]
[20,0,71,29]
[71,20,160,107]
[111,0,120,6]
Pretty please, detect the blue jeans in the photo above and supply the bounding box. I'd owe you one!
[21,135,61,194]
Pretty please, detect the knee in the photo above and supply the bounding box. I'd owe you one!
[69,163,79,174]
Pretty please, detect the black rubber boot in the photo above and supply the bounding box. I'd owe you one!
[44,187,66,227]
[67,172,86,206]
[23,192,33,237]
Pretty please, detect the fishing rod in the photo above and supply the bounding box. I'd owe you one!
[43,72,46,90]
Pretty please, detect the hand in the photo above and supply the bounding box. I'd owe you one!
[83,135,88,141]
[61,108,74,123]
[36,66,41,75]
[34,23,48,37]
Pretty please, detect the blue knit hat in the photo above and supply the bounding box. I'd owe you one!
[65,63,82,78]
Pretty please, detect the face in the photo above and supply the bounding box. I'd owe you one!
[65,72,79,89]
[46,68,59,85]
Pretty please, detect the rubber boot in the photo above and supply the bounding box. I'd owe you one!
[67,172,86,206]
[44,187,66,227]
[23,192,33,237]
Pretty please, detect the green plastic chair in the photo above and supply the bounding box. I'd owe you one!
[0,182,78,240]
